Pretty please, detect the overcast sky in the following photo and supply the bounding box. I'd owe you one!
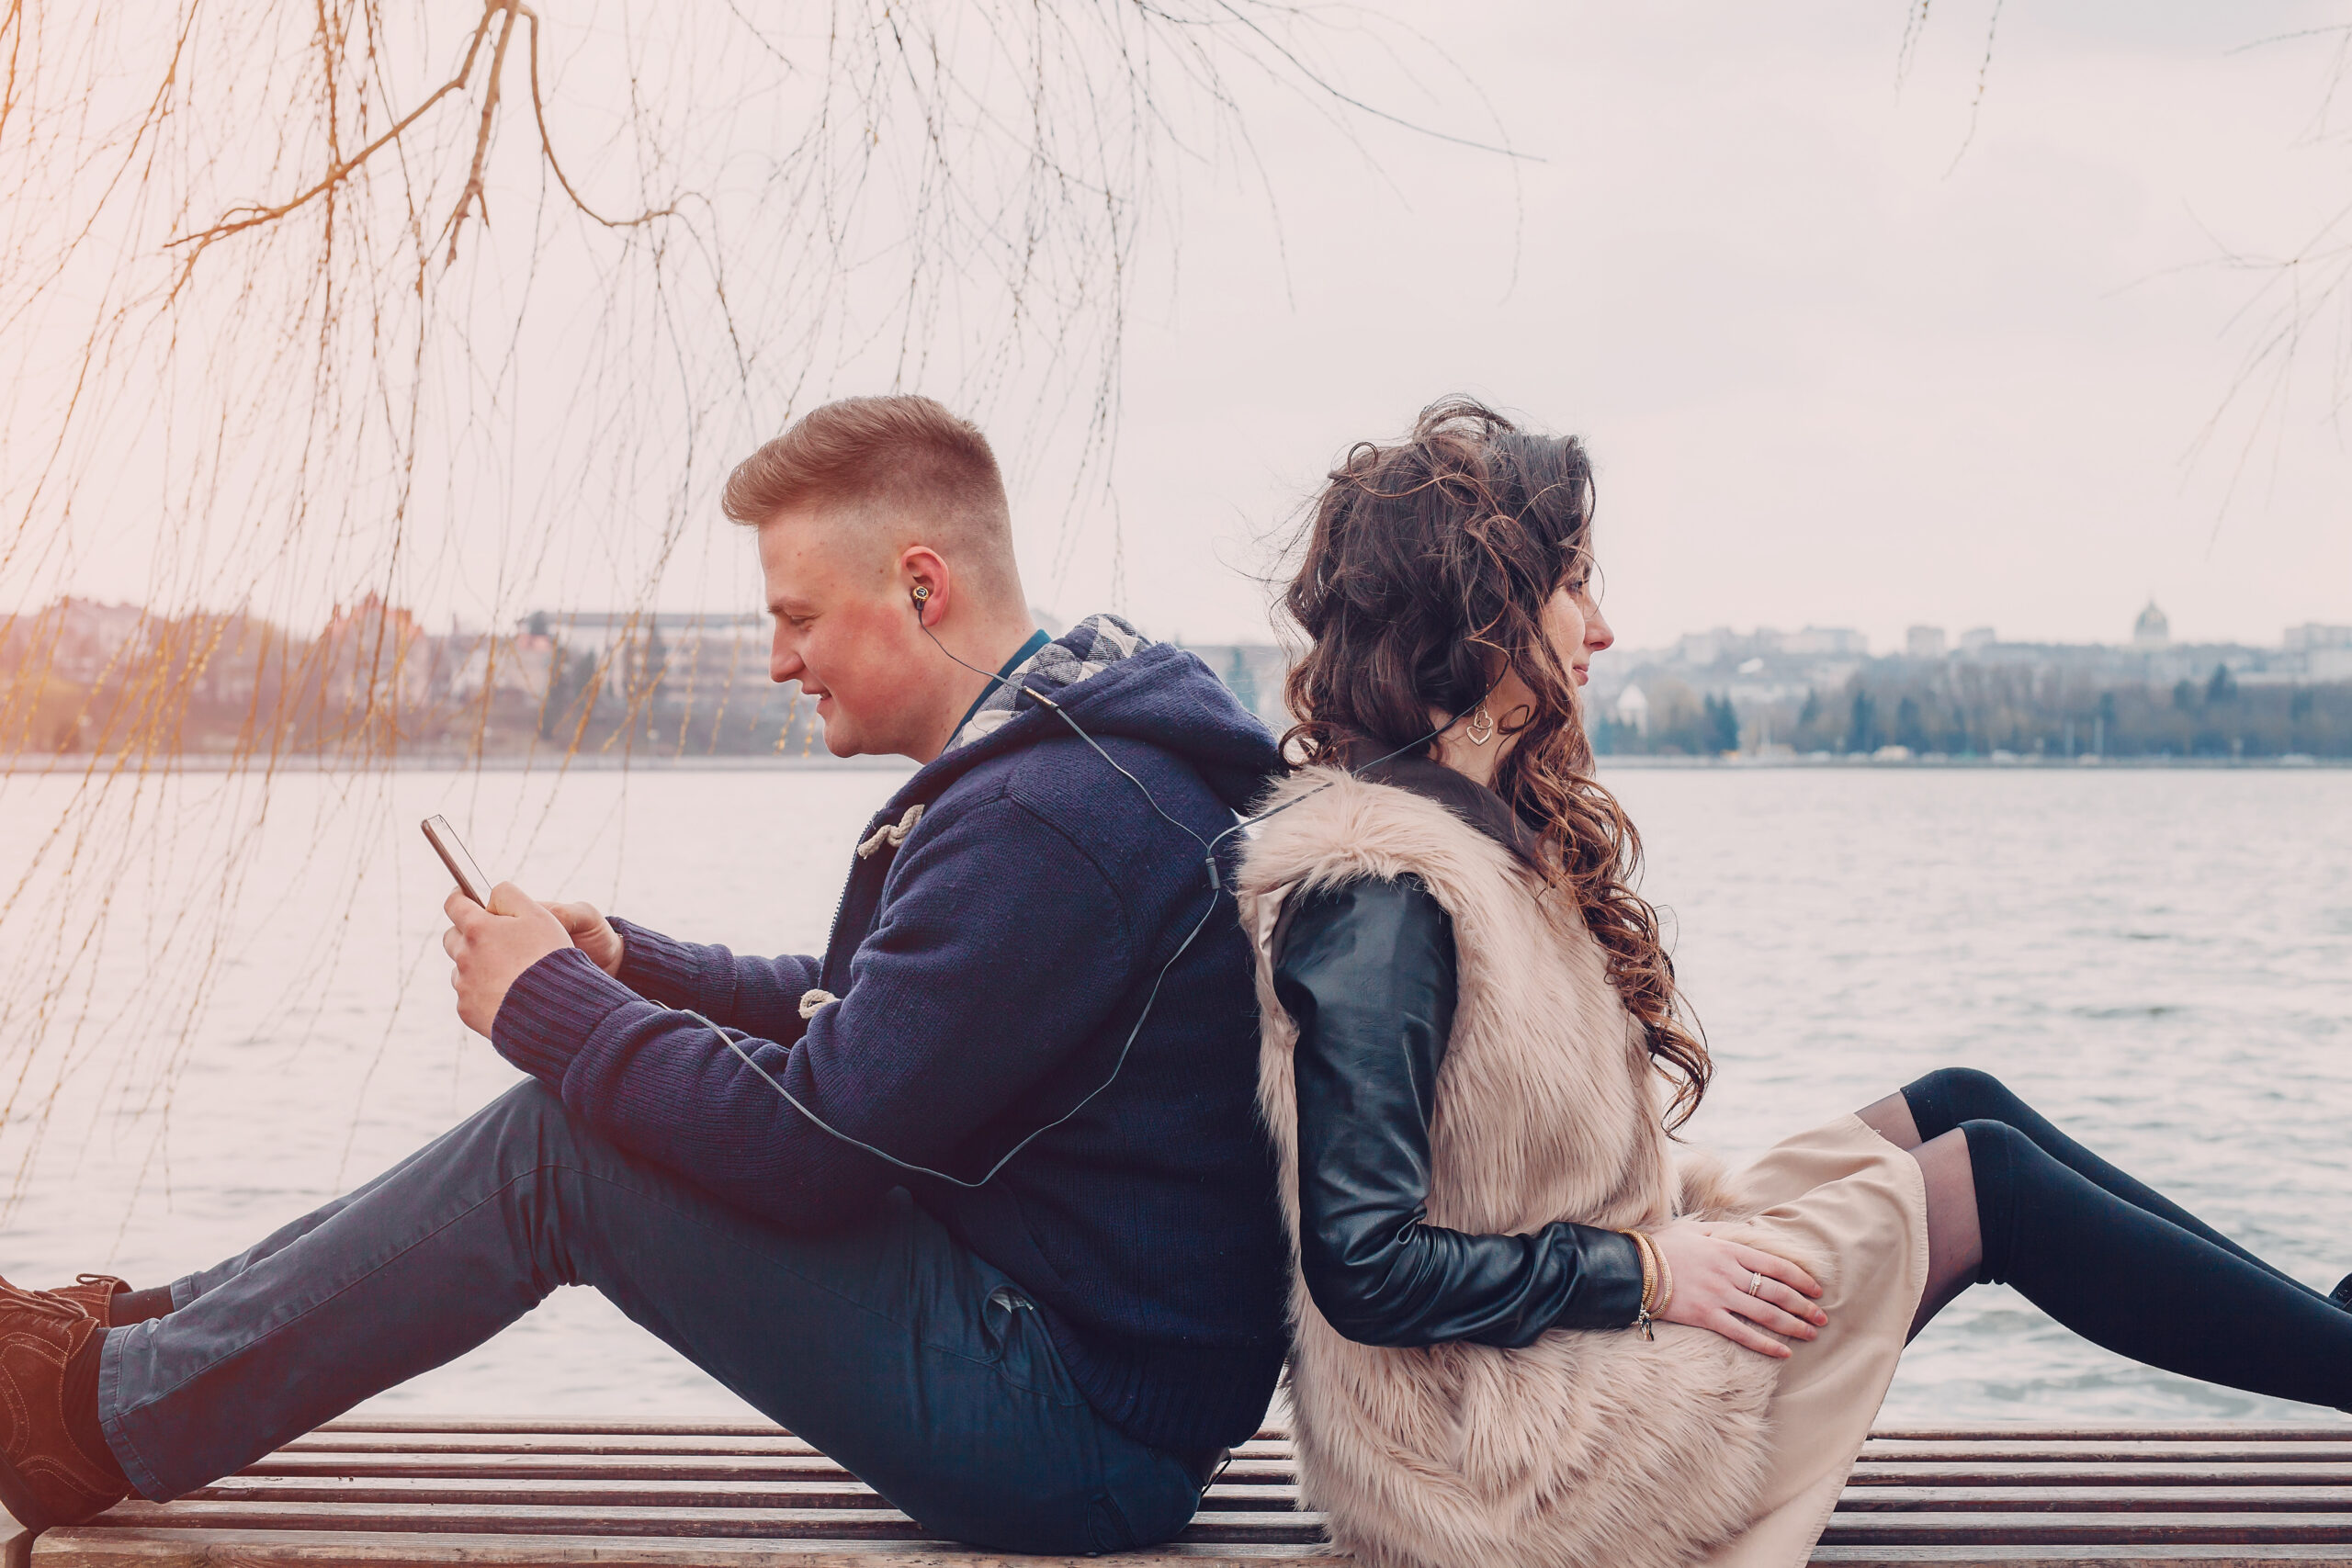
[24,2,2352,658]
[1006,1,2352,653]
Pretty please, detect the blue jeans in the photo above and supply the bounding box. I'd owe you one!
[96,1082,1205,1554]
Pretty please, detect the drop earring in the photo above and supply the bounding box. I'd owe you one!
[1466,705,1496,746]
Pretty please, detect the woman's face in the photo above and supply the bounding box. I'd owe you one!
[1544,557,1613,688]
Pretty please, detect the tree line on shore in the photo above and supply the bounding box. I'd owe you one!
[0,601,821,762]
[1595,663,2352,760]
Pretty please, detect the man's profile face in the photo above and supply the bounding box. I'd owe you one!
[756,502,930,759]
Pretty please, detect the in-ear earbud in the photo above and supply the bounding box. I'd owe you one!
[911,584,932,604]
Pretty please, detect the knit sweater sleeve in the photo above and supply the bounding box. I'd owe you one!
[606,917,820,1045]
[490,790,1139,1230]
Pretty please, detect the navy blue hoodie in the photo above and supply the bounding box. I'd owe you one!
[492,626,1289,1452]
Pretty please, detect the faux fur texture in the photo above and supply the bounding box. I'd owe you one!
[1240,768,1802,1568]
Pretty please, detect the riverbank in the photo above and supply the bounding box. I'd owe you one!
[11,750,2347,774]
[2,750,918,773]
[1597,752,2352,770]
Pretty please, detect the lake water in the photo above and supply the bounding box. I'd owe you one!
[0,762,2346,1424]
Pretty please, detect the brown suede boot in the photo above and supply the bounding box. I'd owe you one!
[0,1281,129,1551]
[40,1279,128,1328]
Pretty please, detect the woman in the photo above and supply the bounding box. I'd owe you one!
[1237,398,2352,1568]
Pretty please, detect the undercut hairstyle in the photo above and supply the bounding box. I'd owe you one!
[723,395,1021,596]
[1279,396,1713,1128]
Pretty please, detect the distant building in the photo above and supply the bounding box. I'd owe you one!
[447,634,556,703]
[2132,601,2170,650]
[319,592,430,710]
[1960,626,1996,655]
[526,610,763,658]
[1613,684,1651,736]
[1673,628,1727,666]
[1784,626,1867,657]
[1905,626,1947,660]
[2285,623,2352,652]
[48,598,152,682]
[519,610,765,698]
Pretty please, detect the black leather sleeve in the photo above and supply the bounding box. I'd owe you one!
[1273,875,1649,1348]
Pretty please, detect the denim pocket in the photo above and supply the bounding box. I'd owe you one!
[981,1283,1086,1404]
[977,1284,1033,1367]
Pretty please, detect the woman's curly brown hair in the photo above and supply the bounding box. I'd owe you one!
[1279,396,1712,1127]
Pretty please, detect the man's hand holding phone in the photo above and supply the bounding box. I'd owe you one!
[442,884,574,1038]
[543,901,625,978]
[424,817,621,1034]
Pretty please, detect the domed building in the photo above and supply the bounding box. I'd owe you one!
[2132,600,2170,650]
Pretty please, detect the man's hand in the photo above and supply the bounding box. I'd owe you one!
[544,900,625,978]
[444,883,573,1038]
[1650,1220,1827,1359]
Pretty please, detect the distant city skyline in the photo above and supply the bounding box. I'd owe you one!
[1607,602,2352,668]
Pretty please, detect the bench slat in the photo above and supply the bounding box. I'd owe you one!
[42,1528,2352,1568]
[1813,1551,2352,1565]
[182,1475,2352,1517]
[74,1504,1326,1547]
[237,1455,1299,1486]
[314,1423,1300,1444]
[281,1437,1297,1461]
[1860,1446,2352,1464]
[1862,1438,2352,1448]
[32,1529,1329,1566]
[1818,1515,2352,1546]
[1835,1491,2352,1515]
[1868,1431,2352,1444]
[1850,1467,2352,1488]
[188,1479,1303,1514]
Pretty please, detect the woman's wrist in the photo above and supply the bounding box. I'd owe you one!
[1618,1228,1669,1336]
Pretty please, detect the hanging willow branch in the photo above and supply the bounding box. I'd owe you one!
[0,0,1504,1213]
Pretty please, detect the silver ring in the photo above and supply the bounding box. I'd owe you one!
[1747,1269,1764,1296]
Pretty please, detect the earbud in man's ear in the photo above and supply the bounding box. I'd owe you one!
[910,583,932,619]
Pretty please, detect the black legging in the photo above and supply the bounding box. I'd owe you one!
[1903,1067,2352,1409]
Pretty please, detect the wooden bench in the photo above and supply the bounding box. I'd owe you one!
[24,1418,2352,1566]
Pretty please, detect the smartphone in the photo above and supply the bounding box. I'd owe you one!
[421,815,494,907]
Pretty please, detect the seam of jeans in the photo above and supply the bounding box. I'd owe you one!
[108,1157,593,1424]
[96,1325,167,1502]
[109,1155,1037,1425]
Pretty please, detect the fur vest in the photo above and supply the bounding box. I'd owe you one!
[1239,766,1790,1568]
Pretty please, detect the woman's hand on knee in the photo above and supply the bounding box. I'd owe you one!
[1649,1221,1826,1359]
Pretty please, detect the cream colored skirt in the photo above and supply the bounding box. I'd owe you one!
[1691,1112,1932,1568]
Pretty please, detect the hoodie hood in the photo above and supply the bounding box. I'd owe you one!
[901,614,1282,815]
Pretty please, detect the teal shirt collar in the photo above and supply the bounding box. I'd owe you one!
[952,627,1050,740]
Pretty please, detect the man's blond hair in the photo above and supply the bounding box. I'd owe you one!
[723,396,1020,598]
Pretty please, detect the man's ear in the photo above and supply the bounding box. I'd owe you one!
[899,545,951,626]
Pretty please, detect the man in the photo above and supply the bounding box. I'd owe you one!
[0,396,1289,1556]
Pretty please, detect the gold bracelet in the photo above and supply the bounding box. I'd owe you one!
[1618,1229,1659,1337]
[1649,1236,1675,1319]
[1618,1229,1657,1312]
